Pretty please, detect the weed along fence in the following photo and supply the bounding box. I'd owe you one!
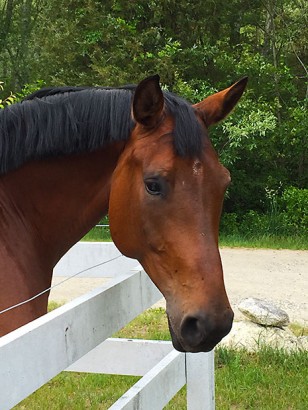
[0,242,215,409]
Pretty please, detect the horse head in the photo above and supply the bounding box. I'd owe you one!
[109,75,247,352]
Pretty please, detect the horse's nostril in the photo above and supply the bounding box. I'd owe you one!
[177,310,234,352]
[180,315,205,347]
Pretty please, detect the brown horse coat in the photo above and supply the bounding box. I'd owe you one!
[0,75,247,351]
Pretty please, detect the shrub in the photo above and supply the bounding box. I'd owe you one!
[240,210,268,236]
[220,213,239,236]
[0,81,16,108]
[0,80,45,108]
[281,187,308,230]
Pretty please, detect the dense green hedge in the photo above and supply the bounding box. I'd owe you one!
[221,186,308,238]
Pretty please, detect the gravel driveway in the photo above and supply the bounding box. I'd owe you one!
[50,248,308,325]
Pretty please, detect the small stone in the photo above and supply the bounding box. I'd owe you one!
[238,297,290,327]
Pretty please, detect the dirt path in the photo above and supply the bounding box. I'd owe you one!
[50,248,308,325]
[220,248,308,325]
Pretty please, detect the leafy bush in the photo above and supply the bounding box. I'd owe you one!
[220,185,307,240]
[219,213,239,236]
[0,80,45,108]
[0,81,16,108]
[16,80,45,100]
[281,187,308,230]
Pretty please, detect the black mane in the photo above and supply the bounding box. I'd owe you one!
[0,85,203,174]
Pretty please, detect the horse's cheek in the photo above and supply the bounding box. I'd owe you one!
[109,175,143,260]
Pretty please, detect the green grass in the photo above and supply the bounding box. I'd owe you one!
[215,346,308,410]
[219,233,308,250]
[15,373,140,409]
[82,226,112,242]
[114,307,170,340]
[82,226,308,250]
[15,308,308,409]
[47,300,63,312]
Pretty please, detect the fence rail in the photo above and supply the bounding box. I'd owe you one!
[0,243,215,409]
[53,242,138,278]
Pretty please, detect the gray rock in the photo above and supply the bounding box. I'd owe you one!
[219,321,304,352]
[238,297,290,327]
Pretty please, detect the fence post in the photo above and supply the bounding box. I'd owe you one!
[186,350,215,410]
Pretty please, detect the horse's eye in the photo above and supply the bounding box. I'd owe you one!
[145,179,162,196]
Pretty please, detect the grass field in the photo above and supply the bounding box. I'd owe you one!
[82,226,112,242]
[15,308,308,410]
[219,233,308,250]
[82,226,308,250]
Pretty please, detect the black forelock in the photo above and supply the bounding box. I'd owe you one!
[163,91,203,157]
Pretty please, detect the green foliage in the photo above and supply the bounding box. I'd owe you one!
[220,186,308,247]
[281,186,308,229]
[83,210,307,249]
[16,80,46,100]
[0,0,307,231]
[82,216,111,242]
[0,80,45,108]
[0,81,16,108]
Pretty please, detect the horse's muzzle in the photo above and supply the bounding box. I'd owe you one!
[168,309,234,353]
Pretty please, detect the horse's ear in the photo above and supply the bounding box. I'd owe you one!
[133,75,164,128]
[194,77,248,127]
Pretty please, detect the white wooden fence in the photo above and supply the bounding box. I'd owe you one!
[0,243,215,409]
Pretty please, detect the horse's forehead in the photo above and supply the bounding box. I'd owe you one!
[129,126,224,179]
[137,149,205,182]
[133,134,175,162]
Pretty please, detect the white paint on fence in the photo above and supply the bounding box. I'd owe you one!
[67,338,174,376]
[67,337,215,409]
[110,349,186,410]
[0,268,161,410]
[186,351,215,409]
[54,242,137,278]
[0,243,215,409]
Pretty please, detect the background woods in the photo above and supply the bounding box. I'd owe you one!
[0,0,307,240]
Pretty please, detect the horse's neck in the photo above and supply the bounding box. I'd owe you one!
[0,144,124,335]
[0,143,124,267]
[0,184,54,334]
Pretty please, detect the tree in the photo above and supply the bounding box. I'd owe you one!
[0,0,306,214]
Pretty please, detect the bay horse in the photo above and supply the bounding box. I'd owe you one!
[0,75,247,352]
